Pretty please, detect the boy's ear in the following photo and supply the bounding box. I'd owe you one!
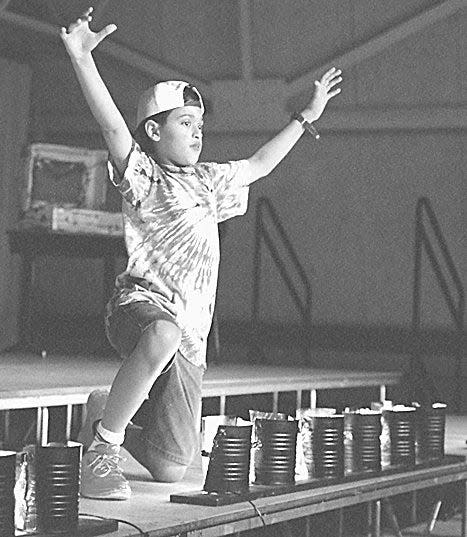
[144,119,161,141]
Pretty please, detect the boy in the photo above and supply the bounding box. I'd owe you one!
[60,7,342,500]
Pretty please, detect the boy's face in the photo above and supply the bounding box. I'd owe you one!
[154,105,204,166]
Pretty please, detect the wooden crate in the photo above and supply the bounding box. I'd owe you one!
[22,143,109,212]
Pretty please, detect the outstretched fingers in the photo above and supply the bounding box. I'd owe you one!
[76,6,94,24]
[327,87,342,99]
[318,68,342,100]
[59,5,116,46]
[321,68,342,85]
[321,67,337,84]
[328,73,342,89]
[61,12,91,36]
[96,24,117,41]
[77,6,93,24]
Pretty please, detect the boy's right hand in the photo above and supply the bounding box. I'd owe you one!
[60,7,116,62]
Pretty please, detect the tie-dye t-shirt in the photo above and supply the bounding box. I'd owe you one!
[107,141,251,369]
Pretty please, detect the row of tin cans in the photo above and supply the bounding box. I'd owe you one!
[202,402,447,494]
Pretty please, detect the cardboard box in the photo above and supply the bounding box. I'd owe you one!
[21,205,123,236]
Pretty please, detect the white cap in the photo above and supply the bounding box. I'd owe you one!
[136,80,204,126]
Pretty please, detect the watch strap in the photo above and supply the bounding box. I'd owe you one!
[292,112,320,139]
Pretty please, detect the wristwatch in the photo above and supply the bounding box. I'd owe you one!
[291,112,320,139]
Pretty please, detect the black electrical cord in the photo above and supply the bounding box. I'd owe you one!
[82,497,277,537]
[80,512,149,536]
[231,492,269,532]
[239,494,288,537]
[246,499,267,528]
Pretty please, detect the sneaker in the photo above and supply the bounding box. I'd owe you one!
[78,390,109,450]
[80,442,131,500]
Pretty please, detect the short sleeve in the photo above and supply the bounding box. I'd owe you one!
[107,141,155,207]
[208,160,251,223]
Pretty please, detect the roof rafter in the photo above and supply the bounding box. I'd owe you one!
[0,7,209,92]
[288,0,466,94]
[0,0,464,103]
[239,0,253,81]
[0,0,12,12]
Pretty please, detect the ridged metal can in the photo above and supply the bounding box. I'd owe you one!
[312,415,345,479]
[416,403,447,461]
[36,442,82,534]
[353,411,382,473]
[296,408,336,478]
[203,424,252,494]
[387,406,417,467]
[254,419,298,485]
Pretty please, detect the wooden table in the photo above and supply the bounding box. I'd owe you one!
[7,227,126,348]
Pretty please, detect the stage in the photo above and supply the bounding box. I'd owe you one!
[79,418,467,536]
[5,349,455,537]
[0,349,402,445]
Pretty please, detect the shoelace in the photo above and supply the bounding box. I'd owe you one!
[88,453,126,478]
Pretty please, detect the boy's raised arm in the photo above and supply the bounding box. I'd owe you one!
[246,67,342,183]
[60,7,132,173]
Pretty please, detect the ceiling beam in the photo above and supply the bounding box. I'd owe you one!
[36,104,467,135]
[288,0,466,94]
[0,0,12,12]
[239,0,253,81]
[1,0,464,113]
[0,8,209,93]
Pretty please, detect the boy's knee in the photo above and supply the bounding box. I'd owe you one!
[146,457,188,483]
[137,320,181,361]
[124,433,190,482]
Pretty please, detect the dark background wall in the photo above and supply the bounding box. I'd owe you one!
[0,2,465,392]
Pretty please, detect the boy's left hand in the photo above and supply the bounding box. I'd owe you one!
[302,68,342,122]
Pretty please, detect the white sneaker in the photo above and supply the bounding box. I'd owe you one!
[78,390,109,450]
[80,442,131,500]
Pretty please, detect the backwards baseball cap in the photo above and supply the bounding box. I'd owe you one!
[136,80,204,127]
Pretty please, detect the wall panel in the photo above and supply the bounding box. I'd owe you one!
[209,127,465,330]
[0,58,32,350]
[1,2,464,346]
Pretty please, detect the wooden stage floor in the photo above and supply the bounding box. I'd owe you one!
[0,348,403,411]
[78,415,467,537]
[4,349,456,537]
